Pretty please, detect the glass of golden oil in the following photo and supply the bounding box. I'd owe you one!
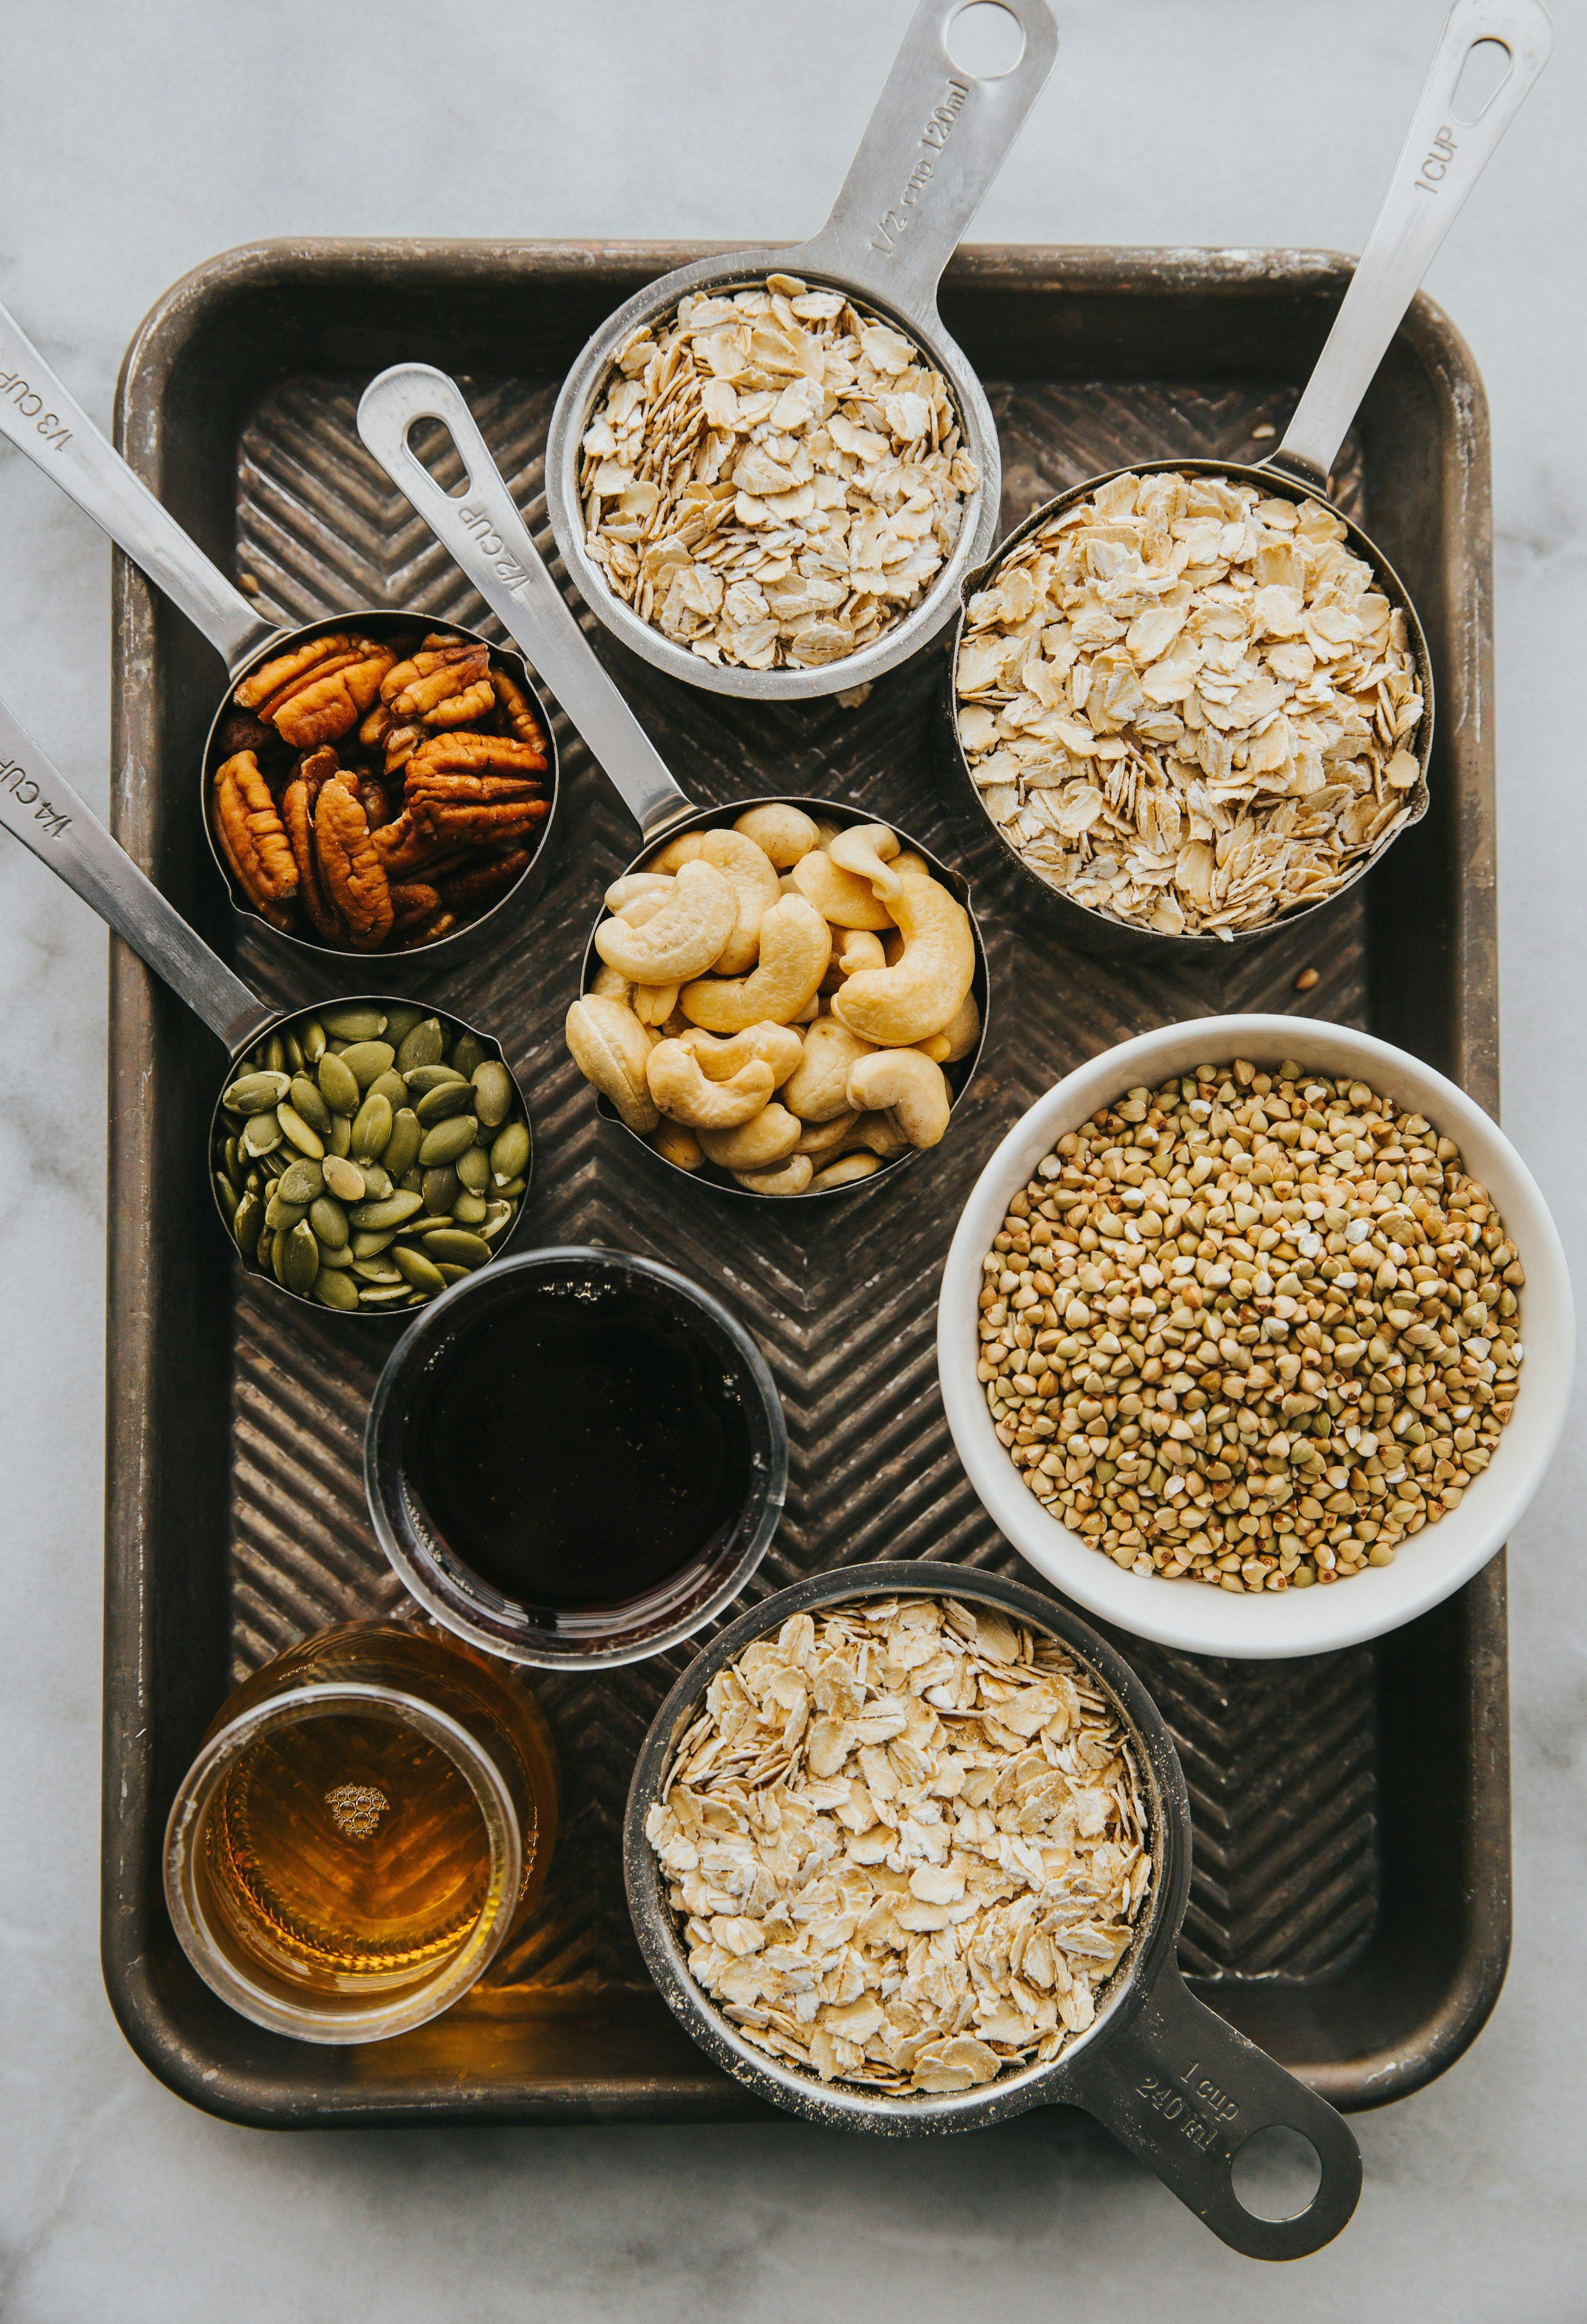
[163,1620,558,2042]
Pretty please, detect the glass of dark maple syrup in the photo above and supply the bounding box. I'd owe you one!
[365,1248,787,1667]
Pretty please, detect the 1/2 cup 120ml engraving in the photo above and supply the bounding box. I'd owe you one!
[869,78,969,253]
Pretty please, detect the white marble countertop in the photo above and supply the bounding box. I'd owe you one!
[1,1,1581,2313]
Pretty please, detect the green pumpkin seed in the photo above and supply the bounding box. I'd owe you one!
[283,1030,305,1075]
[418,1114,478,1168]
[493,1175,527,1200]
[422,1165,459,1214]
[382,1004,428,1046]
[423,1228,492,1268]
[351,1092,393,1164]
[392,1245,448,1296]
[400,1166,424,1194]
[277,1158,325,1207]
[222,1070,291,1116]
[366,1069,408,1113]
[214,1172,240,1224]
[395,1215,454,1236]
[471,1061,513,1129]
[359,1285,418,1307]
[327,1113,352,1159]
[256,1226,274,1274]
[282,1222,320,1297]
[341,1040,397,1089]
[451,1032,487,1081]
[404,1065,467,1096]
[243,1112,285,1158]
[277,1103,326,1161]
[456,1146,489,1195]
[452,1192,488,1226]
[349,1189,425,1230]
[415,1080,474,1125]
[311,1267,359,1310]
[435,1261,472,1285]
[320,1006,387,1042]
[480,1201,515,1240]
[352,1258,404,1286]
[318,1052,361,1116]
[264,1032,287,1076]
[271,1220,292,1287]
[264,1193,309,1233]
[317,1237,356,1270]
[358,1162,394,1202]
[383,1109,424,1184]
[309,1195,349,1248]
[350,1228,397,1259]
[222,1136,248,1192]
[396,1017,446,1073]
[323,1155,365,1204]
[289,1076,334,1138]
[300,1018,327,1064]
[489,1121,530,1185]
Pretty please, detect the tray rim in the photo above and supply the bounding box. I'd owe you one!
[102,235,1511,2130]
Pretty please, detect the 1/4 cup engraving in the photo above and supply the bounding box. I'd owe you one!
[870,77,970,252]
[0,757,72,837]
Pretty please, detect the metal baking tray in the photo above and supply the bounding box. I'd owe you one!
[103,240,1508,2127]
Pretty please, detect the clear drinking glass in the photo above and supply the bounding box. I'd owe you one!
[164,1620,558,2045]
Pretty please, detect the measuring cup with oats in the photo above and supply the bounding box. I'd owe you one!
[542,0,1056,700]
[947,0,1550,956]
[625,1564,1362,2261]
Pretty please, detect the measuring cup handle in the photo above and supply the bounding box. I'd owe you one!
[1273,0,1552,492]
[356,364,694,846]
[0,691,271,1052]
[0,297,277,674]
[1061,1963,1362,2261]
[783,0,1058,328]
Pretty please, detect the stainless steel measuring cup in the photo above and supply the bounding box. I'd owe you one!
[624,1562,1362,2260]
[0,687,529,1316]
[542,0,1057,702]
[357,363,990,1204]
[0,301,560,968]
[943,0,1551,961]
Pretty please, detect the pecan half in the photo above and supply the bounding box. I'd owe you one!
[389,881,443,932]
[214,708,278,762]
[212,751,298,930]
[314,775,394,950]
[404,733,549,849]
[236,634,396,751]
[393,906,458,952]
[282,748,345,944]
[381,642,494,730]
[490,665,549,763]
[435,845,533,917]
[371,812,472,883]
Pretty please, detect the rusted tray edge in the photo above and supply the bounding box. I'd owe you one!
[102,238,1510,2125]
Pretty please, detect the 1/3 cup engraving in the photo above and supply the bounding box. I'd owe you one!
[0,757,72,837]
[870,78,970,253]
[458,503,530,589]
[0,368,72,449]
[1415,123,1459,191]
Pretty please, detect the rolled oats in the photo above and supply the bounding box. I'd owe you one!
[580,277,977,672]
[645,1597,1151,2095]
[954,470,1425,936]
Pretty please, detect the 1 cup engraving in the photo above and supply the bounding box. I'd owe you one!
[1415,123,1460,191]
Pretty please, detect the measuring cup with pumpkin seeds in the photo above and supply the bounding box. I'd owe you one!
[0,689,530,1315]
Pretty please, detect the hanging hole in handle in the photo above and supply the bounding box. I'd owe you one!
[1230,2124,1323,2223]
[946,1,1026,79]
[1451,36,1514,123]
[405,415,472,499]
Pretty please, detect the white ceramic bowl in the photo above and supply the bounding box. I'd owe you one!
[938,1016,1573,1658]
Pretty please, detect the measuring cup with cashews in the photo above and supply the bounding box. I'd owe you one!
[357,364,989,1203]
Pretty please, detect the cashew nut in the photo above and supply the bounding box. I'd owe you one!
[647,1039,775,1128]
[734,1154,814,1197]
[829,869,975,1047]
[680,894,830,1031]
[589,963,631,1003]
[828,821,902,902]
[812,1153,881,1190]
[698,1103,801,1171]
[918,988,981,1066]
[632,982,681,1026]
[847,1109,912,1159]
[677,1022,804,1088]
[594,858,736,983]
[791,846,893,931]
[652,1122,703,1171]
[565,995,660,1135]
[647,827,780,976]
[605,872,674,914]
[794,1110,860,1161]
[782,1017,876,1122]
[836,928,887,978]
[733,801,819,868]
[845,1049,951,1149]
